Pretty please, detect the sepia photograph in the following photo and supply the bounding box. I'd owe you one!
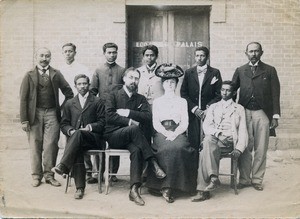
[0,0,300,218]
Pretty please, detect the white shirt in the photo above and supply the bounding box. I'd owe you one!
[78,92,89,108]
[37,64,49,76]
[152,93,188,137]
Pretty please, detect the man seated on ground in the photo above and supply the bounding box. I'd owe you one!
[192,81,248,202]
[104,67,166,206]
[54,74,105,200]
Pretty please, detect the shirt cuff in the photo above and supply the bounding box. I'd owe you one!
[273,114,280,119]
[87,124,92,131]
[68,128,74,136]
[128,119,132,126]
[191,106,198,113]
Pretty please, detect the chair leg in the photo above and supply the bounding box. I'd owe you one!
[109,156,114,186]
[65,173,71,194]
[97,153,103,194]
[233,158,238,195]
[105,153,110,195]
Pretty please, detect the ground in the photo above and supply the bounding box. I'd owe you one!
[0,133,300,218]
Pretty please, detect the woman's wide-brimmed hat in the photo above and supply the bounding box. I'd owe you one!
[155,63,184,78]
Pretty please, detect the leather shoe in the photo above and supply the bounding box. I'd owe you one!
[161,188,174,203]
[86,177,98,184]
[45,178,61,187]
[191,191,210,202]
[204,177,221,192]
[129,184,145,206]
[74,188,84,199]
[31,179,41,187]
[150,159,166,179]
[237,183,251,189]
[252,183,263,191]
[53,163,69,175]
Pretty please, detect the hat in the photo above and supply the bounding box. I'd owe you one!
[155,63,184,78]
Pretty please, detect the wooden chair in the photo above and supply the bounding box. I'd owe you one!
[104,143,130,195]
[65,149,105,194]
[219,146,238,195]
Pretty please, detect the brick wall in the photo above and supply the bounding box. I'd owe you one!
[1,0,299,147]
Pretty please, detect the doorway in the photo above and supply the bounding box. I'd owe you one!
[127,6,210,71]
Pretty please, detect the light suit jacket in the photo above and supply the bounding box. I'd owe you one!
[203,100,248,152]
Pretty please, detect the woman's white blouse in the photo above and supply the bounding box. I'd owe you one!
[152,94,189,137]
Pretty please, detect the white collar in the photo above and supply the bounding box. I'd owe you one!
[249,61,260,66]
[123,85,132,98]
[78,92,89,100]
[221,98,233,108]
[147,63,157,71]
[197,64,207,71]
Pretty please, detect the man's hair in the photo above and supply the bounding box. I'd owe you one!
[103,42,118,53]
[222,80,235,91]
[74,74,90,85]
[246,42,263,51]
[123,67,141,78]
[62,43,76,52]
[142,44,159,57]
[195,46,210,56]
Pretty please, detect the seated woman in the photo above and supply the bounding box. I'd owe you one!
[146,63,197,203]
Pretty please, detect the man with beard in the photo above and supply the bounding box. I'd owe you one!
[20,47,73,187]
[232,42,280,191]
[54,74,105,199]
[104,67,166,206]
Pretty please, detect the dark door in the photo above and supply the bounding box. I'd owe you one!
[127,6,210,71]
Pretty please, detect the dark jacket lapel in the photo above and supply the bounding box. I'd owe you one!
[28,67,39,87]
[82,93,94,112]
[191,66,199,85]
[72,95,82,111]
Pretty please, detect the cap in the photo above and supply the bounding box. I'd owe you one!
[155,63,184,78]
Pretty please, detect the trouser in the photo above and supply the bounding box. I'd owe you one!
[106,125,153,186]
[60,130,100,189]
[196,135,231,191]
[239,109,270,185]
[27,108,60,181]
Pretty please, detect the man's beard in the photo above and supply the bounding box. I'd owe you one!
[127,84,137,93]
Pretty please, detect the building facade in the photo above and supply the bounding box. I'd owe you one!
[1,0,299,148]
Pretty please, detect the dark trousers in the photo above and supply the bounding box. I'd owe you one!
[60,130,101,189]
[106,125,153,186]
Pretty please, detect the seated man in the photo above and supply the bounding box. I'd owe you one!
[192,80,248,202]
[104,67,166,206]
[54,74,105,200]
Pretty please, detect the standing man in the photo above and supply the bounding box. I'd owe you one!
[90,42,125,182]
[54,74,105,199]
[104,67,166,206]
[137,44,163,106]
[20,47,73,187]
[192,81,248,202]
[232,42,280,191]
[60,43,95,184]
[181,46,222,151]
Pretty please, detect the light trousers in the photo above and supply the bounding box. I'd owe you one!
[27,108,60,180]
[238,109,270,185]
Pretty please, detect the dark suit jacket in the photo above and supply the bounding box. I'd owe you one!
[20,66,73,125]
[104,87,151,138]
[180,65,222,149]
[60,93,105,146]
[232,61,280,135]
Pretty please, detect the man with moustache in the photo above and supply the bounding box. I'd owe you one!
[90,42,125,182]
[54,74,105,199]
[104,67,166,206]
[20,47,73,187]
[232,42,280,191]
[181,46,222,152]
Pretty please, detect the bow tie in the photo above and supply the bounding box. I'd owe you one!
[197,68,207,75]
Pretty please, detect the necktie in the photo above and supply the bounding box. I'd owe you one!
[197,68,207,75]
[251,66,257,75]
[41,68,49,82]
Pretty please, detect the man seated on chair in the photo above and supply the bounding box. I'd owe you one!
[104,67,166,206]
[54,74,105,199]
[192,80,248,202]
